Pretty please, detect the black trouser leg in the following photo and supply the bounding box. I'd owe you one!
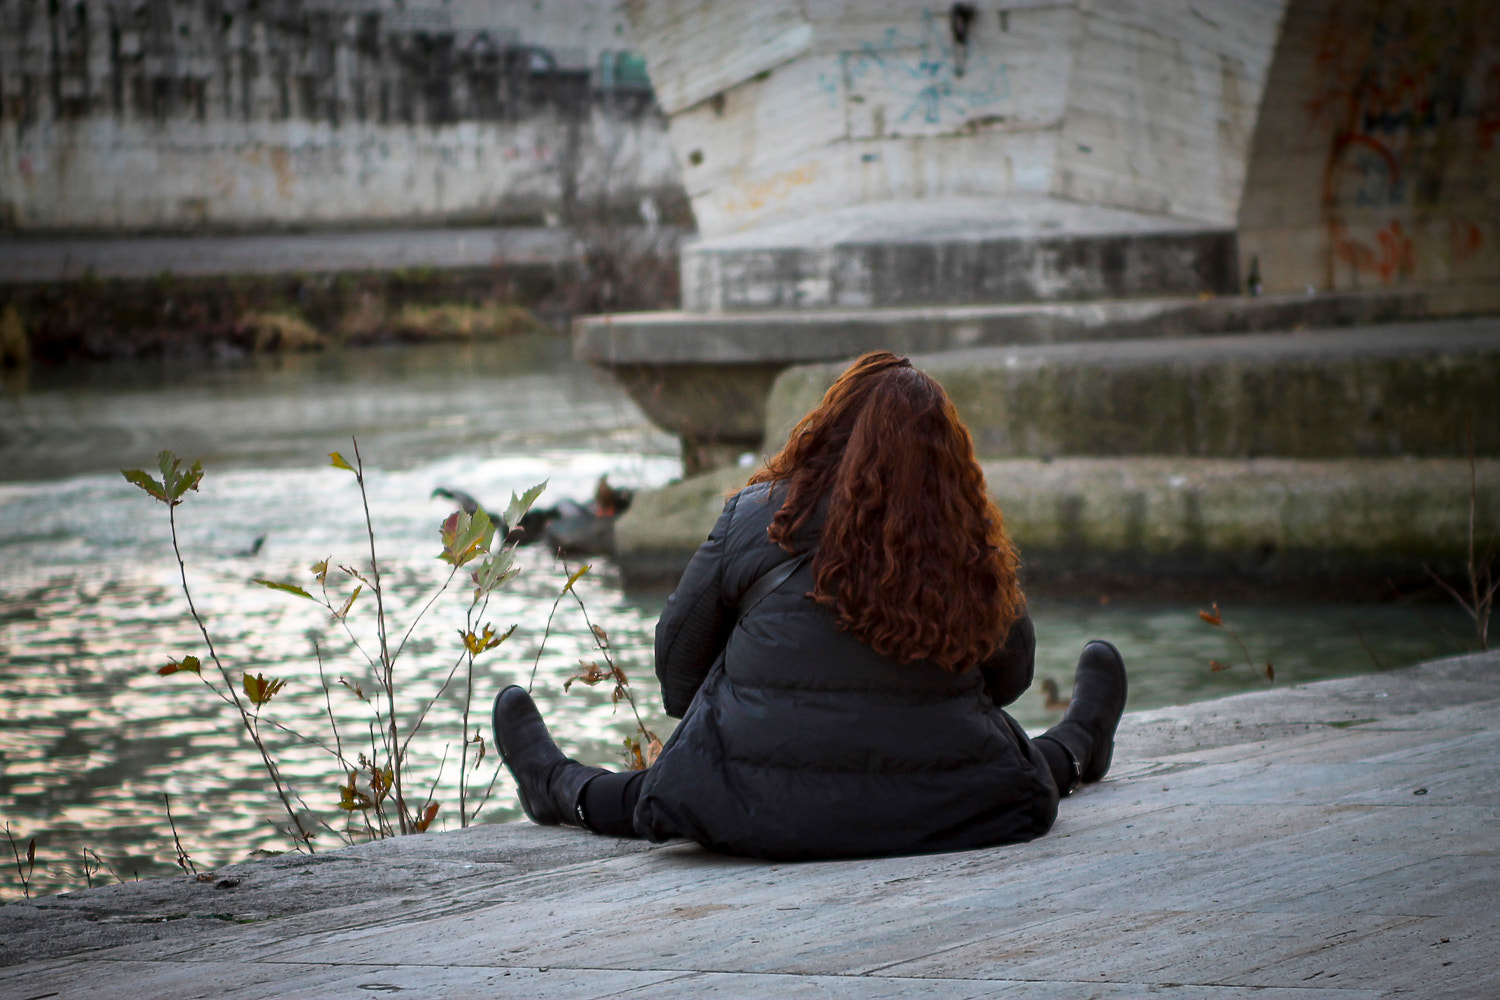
[1034,734,1081,796]
[577,768,647,837]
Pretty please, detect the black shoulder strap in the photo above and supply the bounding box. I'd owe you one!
[737,550,814,620]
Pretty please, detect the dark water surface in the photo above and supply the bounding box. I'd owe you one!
[0,339,1474,897]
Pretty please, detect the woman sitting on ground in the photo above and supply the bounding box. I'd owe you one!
[493,351,1127,860]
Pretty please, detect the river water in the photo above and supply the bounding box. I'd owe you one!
[0,337,1474,897]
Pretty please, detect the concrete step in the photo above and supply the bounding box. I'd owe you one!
[611,319,1500,590]
[574,285,1500,470]
[680,196,1238,311]
[765,319,1500,462]
[612,456,1500,594]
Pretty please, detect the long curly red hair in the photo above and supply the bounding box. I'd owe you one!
[747,351,1023,671]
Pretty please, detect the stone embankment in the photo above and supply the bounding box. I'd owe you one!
[4,650,1496,997]
[612,317,1500,595]
[0,225,682,364]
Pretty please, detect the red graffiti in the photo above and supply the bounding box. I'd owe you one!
[1332,220,1416,283]
[1450,219,1486,262]
[1308,3,1500,286]
[1479,63,1500,151]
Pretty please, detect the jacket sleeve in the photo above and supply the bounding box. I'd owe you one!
[654,493,739,718]
[978,610,1035,708]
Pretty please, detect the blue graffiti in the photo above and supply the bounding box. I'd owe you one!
[842,11,1009,126]
[815,69,841,110]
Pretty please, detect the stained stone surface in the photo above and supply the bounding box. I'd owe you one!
[3,651,1496,999]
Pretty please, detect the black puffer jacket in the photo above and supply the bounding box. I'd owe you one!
[633,480,1059,860]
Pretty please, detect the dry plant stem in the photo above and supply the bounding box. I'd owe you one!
[5,822,34,900]
[469,756,507,820]
[1462,424,1497,650]
[349,439,408,835]
[316,646,349,774]
[457,594,500,825]
[361,723,390,839]
[397,578,492,760]
[168,503,315,848]
[458,604,481,824]
[1347,617,1388,671]
[421,745,450,826]
[457,604,486,825]
[389,562,462,664]
[81,848,122,887]
[315,653,377,844]
[163,794,198,877]
[570,586,651,736]
[1425,420,1499,650]
[1225,624,1257,673]
[528,586,572,693]
[397,586,495,827]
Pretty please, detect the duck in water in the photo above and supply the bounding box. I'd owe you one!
[1039,677,1071,711]
[431,476,634,557]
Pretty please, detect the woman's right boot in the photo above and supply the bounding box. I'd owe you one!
[492,685,607,827]
[1038,640,1128,786]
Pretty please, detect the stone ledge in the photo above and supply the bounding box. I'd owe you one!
[575,284,1500,366]
[680,192,1239,310]
[762,320,1500,460]
[614,457,1499,595]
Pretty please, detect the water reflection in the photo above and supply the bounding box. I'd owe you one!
[0,338,1476,898]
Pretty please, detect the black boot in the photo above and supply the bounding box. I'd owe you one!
[1039,640,1128,784]
[492,685,607,827]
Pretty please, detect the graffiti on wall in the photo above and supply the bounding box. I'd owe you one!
[1307,0,1500,284]
[838,9,1011,134]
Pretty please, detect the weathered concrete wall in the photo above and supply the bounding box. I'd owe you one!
[630,0,1080,237]
[612,333,1500,590]
[678,197,1238,312]
[625,0,1292,238]
[625,0,1500,296]
[613,454,1500,592]
[763,322,1500,461]
[1238,0,1500,294]
[1051,0,1287,226]
[0,0,683,232]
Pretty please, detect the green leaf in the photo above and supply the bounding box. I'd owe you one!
[243,672,287,706]
[471,548,516,597]
[158,655,202,676]
[502,481,548,539]
[154,451,203,504]
[254,577,313,600]
[329,452,354,472]
[121,468,169,503]
[440,507,495,567]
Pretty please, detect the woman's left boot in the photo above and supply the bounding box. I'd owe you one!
[492,685,606,827]
[1037,640,1128,788]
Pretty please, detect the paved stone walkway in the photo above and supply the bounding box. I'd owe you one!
[3,651,1496,999]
